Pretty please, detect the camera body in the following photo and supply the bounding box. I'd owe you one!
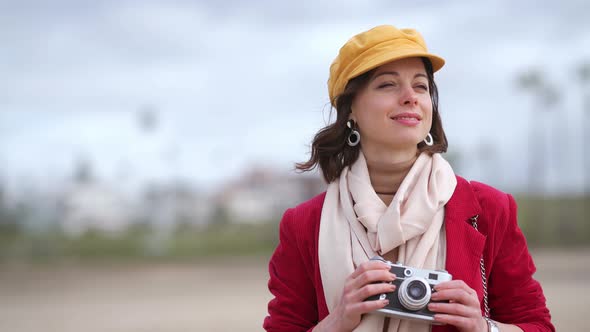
[365,256,452,324]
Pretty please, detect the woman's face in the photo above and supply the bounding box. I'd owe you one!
[351,57,433,154]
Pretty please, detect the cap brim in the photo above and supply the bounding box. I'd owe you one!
[348,49,445,80]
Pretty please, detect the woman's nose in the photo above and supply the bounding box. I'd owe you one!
[399,87,418,106]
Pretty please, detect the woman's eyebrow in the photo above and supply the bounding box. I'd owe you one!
[372,71,427,81]
[372,71,399,80]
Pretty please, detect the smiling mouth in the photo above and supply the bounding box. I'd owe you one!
[390,113,422,121]
[392,116,420,121]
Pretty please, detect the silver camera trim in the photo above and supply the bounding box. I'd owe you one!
[389,263,452,285]
[375,307,442,324]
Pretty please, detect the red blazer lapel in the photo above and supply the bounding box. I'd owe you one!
[444,176,487,301]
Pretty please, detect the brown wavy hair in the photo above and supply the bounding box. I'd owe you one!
[296,58,448,183]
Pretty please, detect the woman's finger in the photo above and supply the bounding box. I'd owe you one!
[349,260,391,279]
[351,269,396,290]
[345,298,390,316]
[351,282,396,302]
[428,301,480,318]
[434,280,476,296]
[431,288,479,307]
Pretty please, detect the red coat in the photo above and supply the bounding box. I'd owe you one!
[264,176,554,332]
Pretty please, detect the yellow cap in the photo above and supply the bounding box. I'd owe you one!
[328,25,445,106]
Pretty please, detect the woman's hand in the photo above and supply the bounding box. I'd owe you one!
[427,280,487,332]
[315,260,396,332]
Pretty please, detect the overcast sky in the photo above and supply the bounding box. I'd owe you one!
[1,0,589,195]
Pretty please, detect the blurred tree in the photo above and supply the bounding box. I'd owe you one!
[0,184,10,226]
[477,141,499,186]
[518,70,543,91]
[517,69,566,235]
[136,107,179,256]
[578,61,590,194]
[517,70,562,193]
[444,150,463,175]
[517,69,546,194]
[138,105,159,134]
[73,157,94,185]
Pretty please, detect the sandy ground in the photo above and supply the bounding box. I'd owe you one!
[0,249,588,332]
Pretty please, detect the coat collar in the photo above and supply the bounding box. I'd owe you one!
[442,176,487,309]
[445,175,481,225]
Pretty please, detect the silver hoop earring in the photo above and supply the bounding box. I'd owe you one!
[347,120,360,147]
[424,133,434,146]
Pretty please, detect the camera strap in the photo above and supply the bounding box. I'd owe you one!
[469,214,490,318]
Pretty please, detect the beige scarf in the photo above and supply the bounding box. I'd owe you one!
[318,152,457,332]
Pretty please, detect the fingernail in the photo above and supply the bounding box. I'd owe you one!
[382,299,389,306]
[390,273,396,280]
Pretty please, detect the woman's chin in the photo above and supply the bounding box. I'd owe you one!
[376,141,421,153]
[385,137,423,149]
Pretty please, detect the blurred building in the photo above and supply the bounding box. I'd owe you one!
[216,167,325,224]
[60,182,137,237]
[4,159,327,235]
[141,182,214,229]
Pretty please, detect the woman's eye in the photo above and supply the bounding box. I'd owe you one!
[415,84,428,91]
[378,82,396,88]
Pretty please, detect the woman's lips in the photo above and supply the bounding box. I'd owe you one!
[390,113,421,127]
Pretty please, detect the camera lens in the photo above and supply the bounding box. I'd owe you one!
[408,280,427,300]
[398,277,431,311]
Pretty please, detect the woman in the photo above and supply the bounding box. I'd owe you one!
[263,25,554,332]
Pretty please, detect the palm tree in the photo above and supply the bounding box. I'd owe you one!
[516,69,564,236]
[517,69,545,195]
[578,62,590,194]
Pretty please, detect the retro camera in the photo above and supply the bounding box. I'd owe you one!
[365,256,452,323]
